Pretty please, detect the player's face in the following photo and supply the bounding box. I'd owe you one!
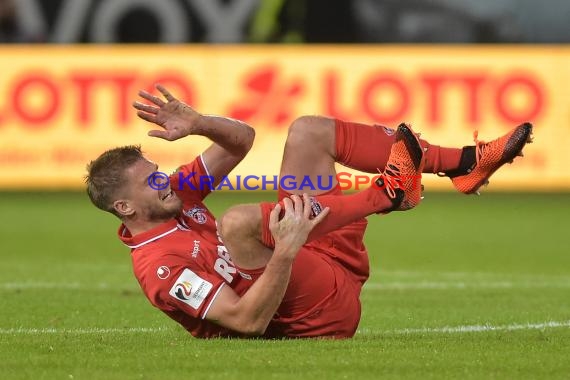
[124,159,183,221]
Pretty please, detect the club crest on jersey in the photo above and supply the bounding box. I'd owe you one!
[184,206,207,224]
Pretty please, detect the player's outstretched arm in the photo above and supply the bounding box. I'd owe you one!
[133,84,255,184]
[205,194,329,336]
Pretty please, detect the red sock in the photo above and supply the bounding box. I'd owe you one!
[259,187,393,248]
[335,119,463,174]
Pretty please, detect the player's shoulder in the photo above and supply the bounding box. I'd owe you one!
[138,253,224,316]
[135,254,200,310]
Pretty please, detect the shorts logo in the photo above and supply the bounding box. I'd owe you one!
[309,197,323,217]
[157,266,170,280]
[238,271,253,281]
[382,126,396,136]
[169,268,213,310]
[184,206,207,224]
[174,281,193,300]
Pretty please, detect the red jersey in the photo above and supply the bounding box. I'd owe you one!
[119,155,253,337]
[119,156,366,339]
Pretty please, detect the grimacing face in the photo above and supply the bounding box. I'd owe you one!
[118,158,183,222]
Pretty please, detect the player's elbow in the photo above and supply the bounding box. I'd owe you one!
[229,125,255,159]
[237,320,268,336]
[217,301,269,336]
[229,312,270,336]
[242,125,255,154]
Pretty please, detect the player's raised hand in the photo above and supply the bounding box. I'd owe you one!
[269,193,329,259]
[133,84,202,141]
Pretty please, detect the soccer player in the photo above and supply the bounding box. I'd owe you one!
[85,85,532,338]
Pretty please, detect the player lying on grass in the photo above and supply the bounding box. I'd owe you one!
[85,85,533,338]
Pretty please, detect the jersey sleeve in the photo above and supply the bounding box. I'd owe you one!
[169,154,213,203]
[161,266,226,320]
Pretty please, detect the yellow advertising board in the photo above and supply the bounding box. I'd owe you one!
[0,46,568,190]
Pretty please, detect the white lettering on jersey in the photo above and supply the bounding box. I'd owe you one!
[213,223,237,283]
[192,240,200,258]
[217,244,233,264]
[214,257,237,282]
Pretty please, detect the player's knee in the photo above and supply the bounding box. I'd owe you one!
[218,207,244,241]
[218,205,258,242]
[286,116,332,148]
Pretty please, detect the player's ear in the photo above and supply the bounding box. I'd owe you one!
[113,199,135,217]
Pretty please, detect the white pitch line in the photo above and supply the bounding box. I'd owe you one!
[374,270,570,280]
[3,321,569,336]
[385,320,570,335]
[0,282,133,290]
[363,281,570,290]
[0,327,168,335]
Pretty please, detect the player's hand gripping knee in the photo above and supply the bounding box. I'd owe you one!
[133,84,202,141]
[269,194,329,260]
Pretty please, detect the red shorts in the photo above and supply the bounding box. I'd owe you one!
[251,187,370,338]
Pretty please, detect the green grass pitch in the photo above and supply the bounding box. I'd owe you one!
[1,191,569,379]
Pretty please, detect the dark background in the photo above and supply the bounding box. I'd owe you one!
[2,0,569,44]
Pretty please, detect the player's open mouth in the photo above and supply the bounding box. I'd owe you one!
[160,190,174,201]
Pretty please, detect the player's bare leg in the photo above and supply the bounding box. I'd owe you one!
[218,203,274,269]
[278,116,339,196]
